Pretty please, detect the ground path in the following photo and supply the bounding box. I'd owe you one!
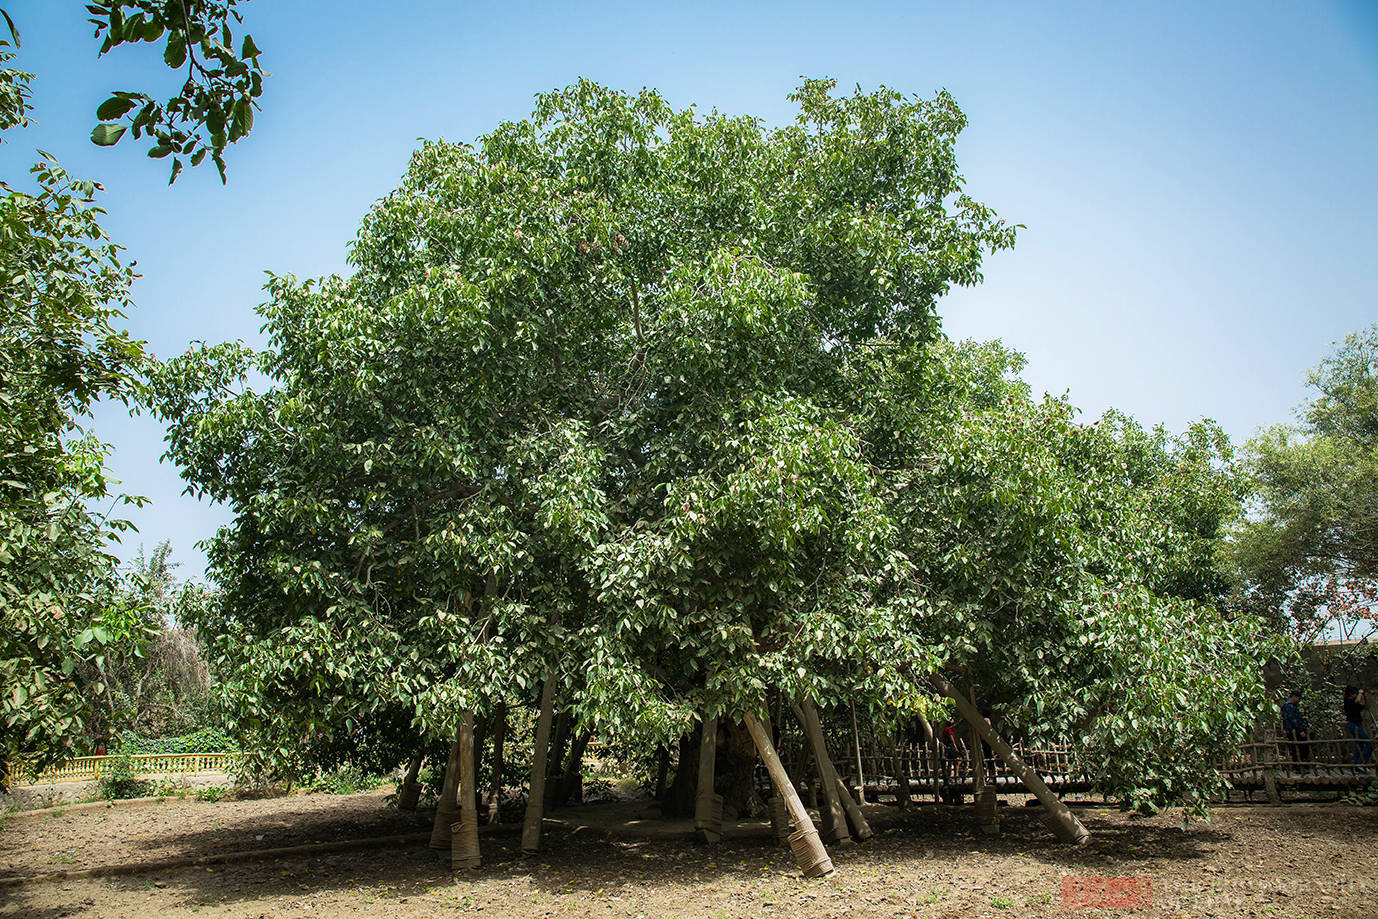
[2,788,1375,917]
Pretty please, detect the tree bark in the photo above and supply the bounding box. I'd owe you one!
[486,702,507,823]
[522,669,558,854]
[546,710,571,806]
[795,700,849,843]
[653,745,669,801]
[429,737,461,850]
[453,709,481,868]
[743,710,834,878]
[833,774,873,841]
[932,674,1089,845]
[694,715,723,843]
[397,754,423,811]
[554,730,591,808]
[850,701,866,804]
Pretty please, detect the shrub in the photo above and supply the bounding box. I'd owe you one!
[304,763,383,795]
[194,784,228,802]
[1342,780,1378,806]
[113,727,236,755]
[97,754,153,800]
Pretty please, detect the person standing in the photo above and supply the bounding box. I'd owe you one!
[1343,686,1373,766]
[1280,690,1310,770]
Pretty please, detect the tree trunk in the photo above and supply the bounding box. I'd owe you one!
[554,730,591,808]
[661,731,698,817]
[453,709,481,868]
[850,701,866,804]
[932,674,1089,845]
[522,669,558,854]
[653,746,669,801]
[833,775,873,841]
[743,710,834,878]
[695,715,723,843]
[545,710,571,806]
[795,700,849,843]
[429,737,461,850]
[397,754,423,811]
[486,702,507,823]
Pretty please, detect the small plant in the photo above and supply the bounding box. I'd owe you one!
[1342,779,1378,806]
[194,784,229,802]
[97,754,153,800]
[1027,891,1054,905]
[304,763,384,795]
[150,778,190,798]
[991,895,1015,908]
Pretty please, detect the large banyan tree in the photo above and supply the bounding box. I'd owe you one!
[151,80,1274,873]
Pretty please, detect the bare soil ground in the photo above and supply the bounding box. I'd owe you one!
[2,788,1375,918]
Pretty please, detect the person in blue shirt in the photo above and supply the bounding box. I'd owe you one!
[1280,690,1310,770]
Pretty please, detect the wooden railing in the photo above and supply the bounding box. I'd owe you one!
[11,752,237,787]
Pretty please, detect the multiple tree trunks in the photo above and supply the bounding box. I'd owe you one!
[453,709,481,869]
[429,738,462,850]
[694,716,724,843]
[743,710,834,878]
[932,673,1090,846]
[521,668,559,854]
[795,699,850,844]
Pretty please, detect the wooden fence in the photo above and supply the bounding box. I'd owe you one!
[11,753,236,787]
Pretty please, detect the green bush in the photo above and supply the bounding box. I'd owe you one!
[1342,780,1378,806]
[193,784,229,802]
[304,763,384,795]
[113,727,236,755]
[97,754,153,800]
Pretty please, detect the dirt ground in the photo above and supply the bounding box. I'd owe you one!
[2,788,1375,918]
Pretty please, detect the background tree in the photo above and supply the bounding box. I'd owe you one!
[80,541,218,747]
[0,34,151,786]
[1228,325,1378,642]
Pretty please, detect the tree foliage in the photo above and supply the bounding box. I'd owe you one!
[84,0,265,183]
[153,80,1271,812]
[0,35,151,785]
[1229,325,1378,641]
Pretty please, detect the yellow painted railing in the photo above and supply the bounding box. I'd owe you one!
[12,752,236,787]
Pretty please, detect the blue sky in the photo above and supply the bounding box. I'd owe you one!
[3,1,1376,579]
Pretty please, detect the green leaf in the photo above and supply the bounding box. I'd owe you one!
[148,144,172,159]
[164,36,186,68]
[241,34,261,59]
[90,123,128,146]
[96,96,137,121]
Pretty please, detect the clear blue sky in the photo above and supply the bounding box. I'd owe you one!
[3,1,1376,579]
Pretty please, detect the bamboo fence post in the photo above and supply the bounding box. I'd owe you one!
[694,716,723,843]
[429,737,462,850]
[486,702,507,823]
[743,710,834,878]
[453,710,481,869]
[521,669,558,854]
[794,700,850,844]
[933,674,1088,845]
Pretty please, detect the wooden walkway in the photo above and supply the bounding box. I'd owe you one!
[831,737,1377,804]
